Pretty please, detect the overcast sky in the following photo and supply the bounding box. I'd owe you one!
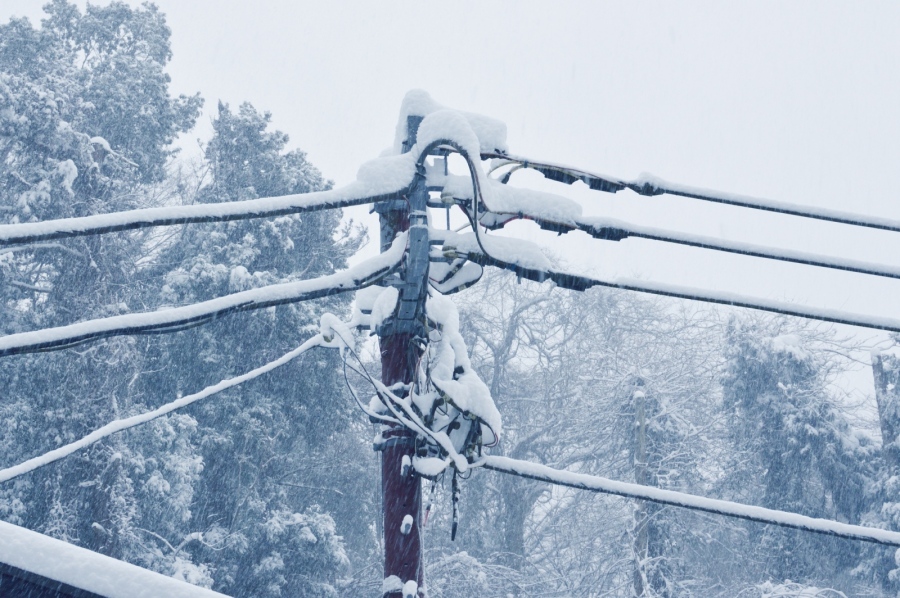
[6,1,900,401]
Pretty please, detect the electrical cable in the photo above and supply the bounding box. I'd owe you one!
[459,239,900,334]
[329,325,454,456]
[0,188,414,246]
[473,207,900,283]
[0,235,406,357]
[477,454,900,547]
[0,334,325,484]
[437,145,900,334]
[482,150,900,235]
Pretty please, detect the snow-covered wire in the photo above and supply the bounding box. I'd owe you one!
[475,204,900,283]
[345,355,466,469]
[341,356,401,426]
[0,335,325,484]
[326,319,472,471]
[477,455,900,547]
[483,150,900,235]
[0,233,407,357]
[0,171,416,245]
[450,149,900,283]
[458,239,900,335]
[321,320,437,442]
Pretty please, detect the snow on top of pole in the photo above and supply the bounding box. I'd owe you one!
[393,90,508,155]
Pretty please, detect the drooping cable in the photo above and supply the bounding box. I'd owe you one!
[0,233,406,357]
[477,207,900,283]
[482,150,900,235]
[0,186,414,245]
[458,238,900,334]
[0,335,325,484]
[478,455,900,547]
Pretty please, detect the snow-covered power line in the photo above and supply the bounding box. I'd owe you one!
[440,175,900,283]
[440,231,900,334]
[0,234,406,356]
[478,455,900,547]
[0,334,325,484]
[575,216,900,281]
[483,150,900,234]
[0,154,419,245]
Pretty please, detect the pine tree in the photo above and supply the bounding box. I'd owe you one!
[140,101,369,596]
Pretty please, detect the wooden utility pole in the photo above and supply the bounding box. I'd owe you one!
[375,116,428,597]
[632,378,649,597]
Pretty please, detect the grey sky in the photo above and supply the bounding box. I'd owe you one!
[6,1,900,399]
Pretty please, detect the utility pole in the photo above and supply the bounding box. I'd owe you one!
[375,115,428,597]
[632,378,649,597]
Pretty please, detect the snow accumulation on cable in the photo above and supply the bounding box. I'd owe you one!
[435,168,900,281]
[439,173,583,225]
[393,89,508,155]
[0,233,407,356]
[480,455,900,547]
[444,224,900,334]
[629,173,900,231]
[0,335,324,484]
[0,519,229,597]
[0,151,417,244]
[488,149,900,235]
[412,456,452,478]
[574,215,900,279]
[485,150,627,189]
[446,230,553,272]
[428,261,483,295]
[604,273,900,334]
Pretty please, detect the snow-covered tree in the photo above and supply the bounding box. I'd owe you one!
[718,317,875,593]
[135,100,369,595]
[0,0,200,567]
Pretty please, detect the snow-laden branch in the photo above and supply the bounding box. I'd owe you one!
[439,230,900,334]
[0,334,324,484]
[483,150,900,235]
[438,173,900,282]
[0,153,417,245]
[479,455,900,547]
[0,233,406,356]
